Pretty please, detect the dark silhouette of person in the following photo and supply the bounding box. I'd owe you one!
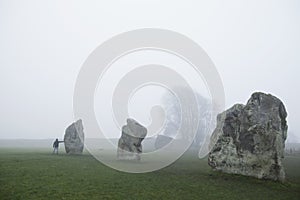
[52,138,64,154]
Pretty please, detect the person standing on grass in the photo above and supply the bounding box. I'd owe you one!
[52,138,63,154]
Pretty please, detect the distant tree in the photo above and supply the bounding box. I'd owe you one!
[161,86,218,147]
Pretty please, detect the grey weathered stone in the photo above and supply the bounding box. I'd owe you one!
[208,92,288,181]
[155,135,173,150]
[117,118,147,160]
[64,119,84,154]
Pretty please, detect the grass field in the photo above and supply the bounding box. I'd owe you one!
[0,148,299,200]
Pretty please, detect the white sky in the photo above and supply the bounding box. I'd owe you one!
[0,0,299,142]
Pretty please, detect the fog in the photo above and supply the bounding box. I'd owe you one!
[0,0,299,143]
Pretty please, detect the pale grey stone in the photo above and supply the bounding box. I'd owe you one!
[117,118,147,160]
[208,92,288,181]
[155,135,173,150]
[64,119,84,154]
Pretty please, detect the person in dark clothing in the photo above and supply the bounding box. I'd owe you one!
[52,138,63,154]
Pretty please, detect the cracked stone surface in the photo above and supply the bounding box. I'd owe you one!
[64,119,84,154]
[208,92,288,181]
[117,118,147,160]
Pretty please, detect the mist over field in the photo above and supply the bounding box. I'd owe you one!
[1,1,300,199]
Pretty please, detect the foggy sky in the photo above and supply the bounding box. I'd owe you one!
[0,0,299,142]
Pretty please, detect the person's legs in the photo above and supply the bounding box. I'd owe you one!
[53,147,58,154]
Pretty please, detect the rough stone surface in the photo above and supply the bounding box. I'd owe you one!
[117,118,147,160]
[155,135,173,150]
[64,119,84,154]
[208,92,288,181]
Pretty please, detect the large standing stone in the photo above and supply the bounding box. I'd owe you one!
[155,135,173,150]
[208,92,288,181]
[117,118,147,160]
[64,119,84,154]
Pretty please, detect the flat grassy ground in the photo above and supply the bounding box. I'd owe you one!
[0,148,299,200]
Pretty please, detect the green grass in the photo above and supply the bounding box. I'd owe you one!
[0,148,299,200]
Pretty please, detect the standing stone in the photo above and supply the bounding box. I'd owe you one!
[208,92,288,181]
[64,119,84,154]
[117,118,147,160]
[155,135,173,150]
